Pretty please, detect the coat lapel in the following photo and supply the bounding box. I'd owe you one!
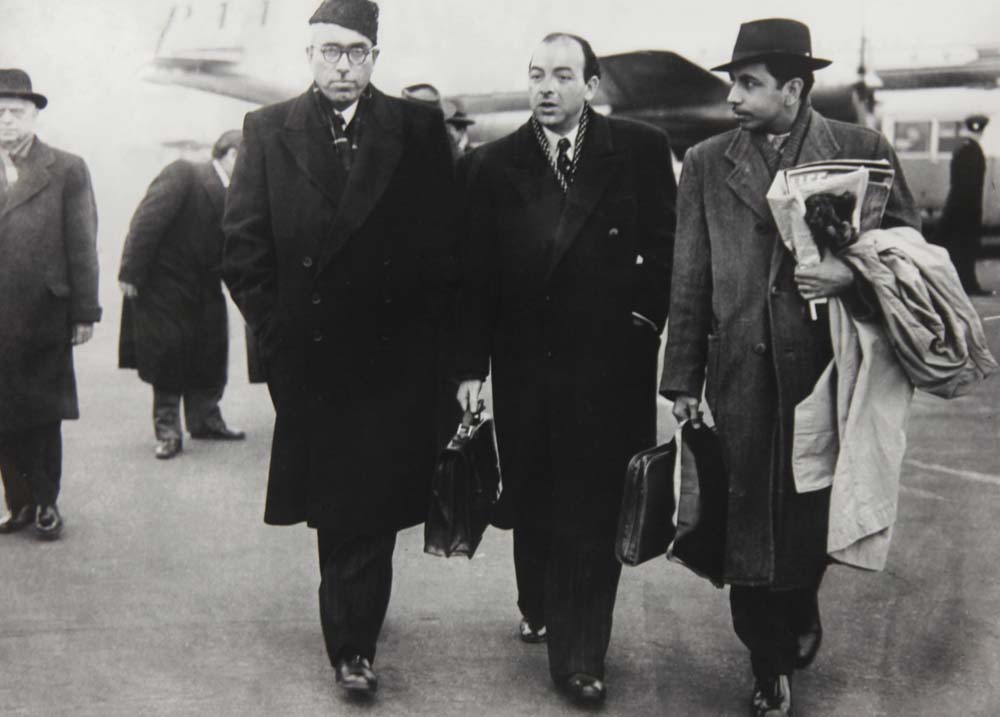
[198,162,226,220]
[724,129,773,223]
[277,90,346,207]
[504,122,558,207]
[318,87,404,272]
[547,112,623,281]
[1,139,54,218]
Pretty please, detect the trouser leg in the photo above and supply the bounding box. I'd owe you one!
[316,530,397,665]
[514,520,551,628]
[730,585,799,680]
[0,431,32,512]
[183,385,226,435]
[22,423,62,507]
[153,387,183,440]
[545,534,623,682]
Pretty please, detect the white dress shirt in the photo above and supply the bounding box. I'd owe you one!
[542,123,580,164]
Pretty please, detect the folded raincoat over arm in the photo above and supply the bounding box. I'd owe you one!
[793,226,998,571]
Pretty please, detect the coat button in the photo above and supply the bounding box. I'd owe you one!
[312,330,323,343]
[753,342,767,355]
[302,256,314,268]
[770,285,780,296]
[608,227,619,237]
[311,293,322,305]
[544,295,551,303]
[383,258,392,268]
[383,297,393,305]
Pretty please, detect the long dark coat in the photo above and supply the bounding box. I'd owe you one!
[118,160,229,393]
[660,109,920,586]
[222,87,456,534]
[937,137,985,290]
[0,140,100,433]
[456,113,676,538]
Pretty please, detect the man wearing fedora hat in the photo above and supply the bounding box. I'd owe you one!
[223,0,456,696]
[444,103,475,160]
[660,19,920,716]
[0,69,100,540]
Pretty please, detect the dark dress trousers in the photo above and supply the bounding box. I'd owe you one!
[457,112,676,680]
[118,161,230,434]
[660,108,920,678]
[223,86,456,663]
[0,140,100,510]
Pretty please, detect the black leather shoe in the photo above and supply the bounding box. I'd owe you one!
[334,655,377,695]
[34,505,63,540]
[750,674,792,716]
[190,426,246,441]
[0,505,36,533]
[563,673,607,704]
[155,438,183,459]
[519,617,547,643]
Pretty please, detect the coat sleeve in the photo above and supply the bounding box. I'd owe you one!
[453,149,499,380]
[660,144,713,400]
[222,112,276,338]
[875,134,921,232]
[632,129,677,331]
[63,156,101,324]
[118,161,190,288]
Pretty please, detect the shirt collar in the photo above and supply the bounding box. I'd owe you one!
[211,159,230,189]
[336,100,359,128]
[542,122,580,159]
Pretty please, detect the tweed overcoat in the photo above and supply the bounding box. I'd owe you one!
[456,113,676,538]
[223,87,456,533]
[118,160,229,393]
[0,140,100,433]
[660,109,921,586]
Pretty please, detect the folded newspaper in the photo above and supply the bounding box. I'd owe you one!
[767,159,896,317]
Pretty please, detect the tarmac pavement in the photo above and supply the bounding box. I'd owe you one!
[1,265,999,716]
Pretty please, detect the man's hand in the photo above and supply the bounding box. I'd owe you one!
[71,323,94,346]
[456,379,483,413]
[794,253,854,301]
[119,281,139,298]
[671,394,703,427]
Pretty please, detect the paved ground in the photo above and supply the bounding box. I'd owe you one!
[2,252,999,715]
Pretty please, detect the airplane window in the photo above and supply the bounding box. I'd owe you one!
[938,122,962,155]
[892,121,931,154]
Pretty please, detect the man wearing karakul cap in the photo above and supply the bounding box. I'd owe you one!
[222,0,457,696]
[659,18,919,716]
[0,69,100,540]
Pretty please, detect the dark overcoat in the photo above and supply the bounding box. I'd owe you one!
[118,160,229,393]
[660,109,920,586]
[456,113,676,538]
[222,87,456,533]
[0,140,100,433]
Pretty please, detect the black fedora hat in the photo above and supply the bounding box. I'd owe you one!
[711,18,831,73]
[0,69,48,109]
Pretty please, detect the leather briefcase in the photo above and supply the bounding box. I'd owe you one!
[668,422,727,586]
[424,402,502,559]
[615,438,678,566]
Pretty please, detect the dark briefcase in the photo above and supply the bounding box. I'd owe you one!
[424,403,502,559]
[615,439,678,566]
[668,422,728,586]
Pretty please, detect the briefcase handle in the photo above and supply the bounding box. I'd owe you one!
[457,399,487,438]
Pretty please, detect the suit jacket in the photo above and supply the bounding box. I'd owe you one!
[660,108,920,585]
[118,160,229,392]
[0,139,100,432]
[223,86,457,532]
[457,112,676,537]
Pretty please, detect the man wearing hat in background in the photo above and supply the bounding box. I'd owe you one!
[444,103,475,160]
[0,69,100,540]
[118,129,246,460]
[938,114,991,295]
[223,0,456,697]
[659,19,919,715]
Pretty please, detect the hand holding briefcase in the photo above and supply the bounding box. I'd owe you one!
[615,438,678,566]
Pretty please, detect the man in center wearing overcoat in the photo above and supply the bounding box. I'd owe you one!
[455,33,676,703]
[222,0,456,696]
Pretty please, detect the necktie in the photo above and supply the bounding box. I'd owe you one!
[556,138,573,181]
[330,111,353,172]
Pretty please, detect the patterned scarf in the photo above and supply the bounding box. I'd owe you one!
[752,100,812,177]
[530,103,591,194]
[0,133,34,196]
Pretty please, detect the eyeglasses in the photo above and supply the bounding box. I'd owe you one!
[314,44,375,66]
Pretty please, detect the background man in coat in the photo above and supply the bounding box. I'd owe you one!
[0,69,100,540]
[118,129,246,460]
[660,19,920,716]
[455,33,675,704]
[938,114,990,295]
[222,0,456,696]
